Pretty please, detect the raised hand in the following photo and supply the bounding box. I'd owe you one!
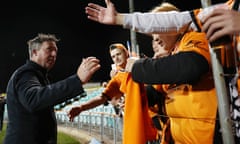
[85,0,117,25]
[77,56,100,84]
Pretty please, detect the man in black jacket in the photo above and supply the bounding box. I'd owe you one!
[3,33,100,144]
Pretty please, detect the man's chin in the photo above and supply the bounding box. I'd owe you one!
[46,64,55,70]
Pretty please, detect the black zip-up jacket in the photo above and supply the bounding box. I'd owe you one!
[4,60,84,144]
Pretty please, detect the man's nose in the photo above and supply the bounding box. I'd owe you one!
[51,50,57,56]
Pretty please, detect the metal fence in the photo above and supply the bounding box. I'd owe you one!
[56,111,123,144]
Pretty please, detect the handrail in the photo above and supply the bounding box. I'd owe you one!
[55,111,122,144]
[200,0,235,144]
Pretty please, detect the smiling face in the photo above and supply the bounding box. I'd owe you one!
[152,34,179,58]
[31,41,58,70]
[150,2,180,58]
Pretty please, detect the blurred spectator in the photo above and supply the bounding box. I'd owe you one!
[0,93,6,132]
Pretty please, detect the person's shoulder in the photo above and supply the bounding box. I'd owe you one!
[11,62,39,80]
[184,31,205,37]
[14,63,31,74]
[181,31,207,42]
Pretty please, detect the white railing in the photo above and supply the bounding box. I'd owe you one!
[55,111,123,144]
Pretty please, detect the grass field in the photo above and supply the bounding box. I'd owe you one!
[0,123,80,144]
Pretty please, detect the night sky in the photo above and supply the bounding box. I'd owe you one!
[0,0,226,92]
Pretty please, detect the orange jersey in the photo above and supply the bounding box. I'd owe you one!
[103,72,157,144]
[162,31,218,144]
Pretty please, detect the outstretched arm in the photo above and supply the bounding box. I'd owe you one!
[68,95,108,121]
[85,0,193,34]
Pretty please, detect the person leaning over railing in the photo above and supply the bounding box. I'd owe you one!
[83,0,228,143]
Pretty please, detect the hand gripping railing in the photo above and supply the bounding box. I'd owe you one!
[200,0,237,144]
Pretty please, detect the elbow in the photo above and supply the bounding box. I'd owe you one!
[24,102,41,113]
[185,63,210,84]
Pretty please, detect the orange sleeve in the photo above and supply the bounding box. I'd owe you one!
[103,73,124,100]
[120,73,157,144]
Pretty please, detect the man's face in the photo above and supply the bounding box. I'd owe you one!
[152,34,178,58]
[110,48,128,68]
[32,41,58,70]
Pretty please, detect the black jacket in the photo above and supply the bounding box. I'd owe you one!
[4,60,84,144]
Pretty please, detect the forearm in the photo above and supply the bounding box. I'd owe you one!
[131,52,209,84]
[17,74,84,112]
[115,14,124,25]
[122,11,194,34]
[120,3,229,35]
[81,95,108,111]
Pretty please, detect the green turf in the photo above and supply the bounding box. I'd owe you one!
[0,123,80,144]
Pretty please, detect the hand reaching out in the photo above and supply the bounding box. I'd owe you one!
[85,0,117,25]
[77,56,100,84]
[67,106,83,122]
[125,57,138,72]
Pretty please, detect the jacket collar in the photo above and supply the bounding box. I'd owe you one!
[26,60,48,75]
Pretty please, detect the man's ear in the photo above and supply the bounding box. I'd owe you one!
[32,49,38,56]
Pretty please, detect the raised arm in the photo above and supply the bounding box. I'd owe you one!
[85,0,193,34]
[85,0,231,35]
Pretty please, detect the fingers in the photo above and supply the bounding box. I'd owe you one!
[67,107,81,122]
[125,57,138,72]
[202,17,220,40]
[68,114,75,122]
[83,56,100,63]
[84,57,101,73]
[87,15,99,22]
[208,28,230,43]
[202,9,231,42]
[202,10,223,32]
[87,3,102,11]
[105,0,111,6]
[85,7,99,20]
[85,4,102,22]
[77,57,101,84]
[67,110,75,122]
[85,6,98,15]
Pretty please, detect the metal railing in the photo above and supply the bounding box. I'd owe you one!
[56,111,123,144]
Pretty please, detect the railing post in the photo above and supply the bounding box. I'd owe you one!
[113,115,117,144]
[200,1,235,143]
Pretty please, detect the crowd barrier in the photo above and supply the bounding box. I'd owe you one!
[55,110,123,144]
